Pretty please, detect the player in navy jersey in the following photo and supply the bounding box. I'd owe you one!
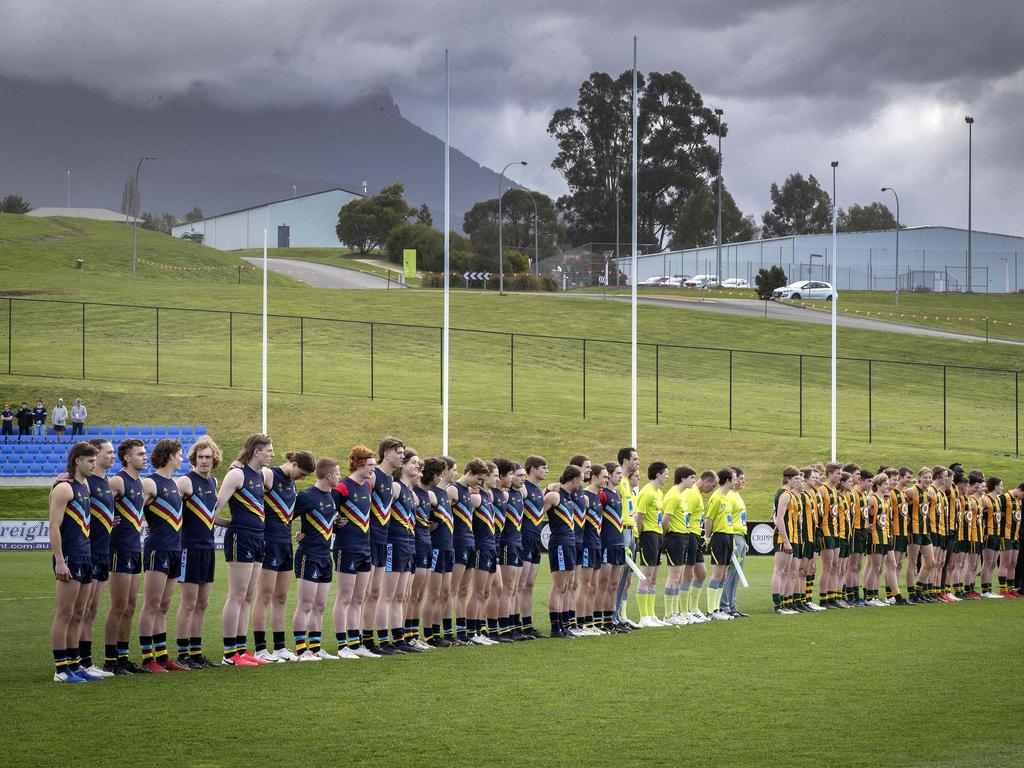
[566,454,591,637]
[103,438,148,673]
[423,456,456,647]
[331,445,379,659]
[449,458,488,643]
[518,455,549,639]
[545,464,583,638]
[467,462,501,645]
[49,441,100,682]
[495,459,526,640]
[362,437,405,651]
[292,457,340,662]
[407,460,436,649]
[214,433,273,666]
[381,449,425,654]
[79,438,116,677]
[174,435,222,668]
[579,463,607,635]
[597,462,629,632]
[253,450,315,663]
[138,438,187,672]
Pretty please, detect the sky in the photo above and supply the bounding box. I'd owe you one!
[2,0,1023,235]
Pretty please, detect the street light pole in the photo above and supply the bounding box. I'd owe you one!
[292,184,297,198]
[65,169,70,208]
[131,155,157,281]
[714,108,724,282]
[965,116,974,293]
[498,160,527,295]
[523,188,539,278]
[881,187,900,304]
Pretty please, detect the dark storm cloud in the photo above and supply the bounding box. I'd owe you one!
[2,0,1022,233]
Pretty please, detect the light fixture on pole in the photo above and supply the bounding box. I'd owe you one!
[965,115,974,293]
[292,184,297,198]
[881,187,900,304]
[714,108,724,282]
[131,155,157,281]
[830,160,838,463]
[523,188,539,278]
[498,160,527,295]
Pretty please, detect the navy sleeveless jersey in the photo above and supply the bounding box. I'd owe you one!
[369,466,394,546]
[451,482,477,548]
[263,466,297,544]
[388,480,417,545]
[333,477,371,552]
[548,487,576,542]
[111,470,145,553]
[60,478,92,558]
[228,464,265,533]
[182,472,217,549]
[581,488,603,548]
[412,486,433,544]
[86,474,114,556]
[601,486,625,547]
[572,488,587,546]
[491,488,508,541]
[295,486,336,557]
[473,489,496,549]
[430,484,454,549]
[522,480,545,538]
[500,488,524,546]
[144,473,183,551]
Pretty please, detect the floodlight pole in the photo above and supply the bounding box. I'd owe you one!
[965,116,974,293]
[66,169,70,208]
[631,37,638,448]
[498,160,527,295]
[262,228,268,434]
[523,188,539,277]
[881,187,900,304]
[830,161,838,463]
[442,49,451,454]
[130,156,157,280]
[715,108,724,282]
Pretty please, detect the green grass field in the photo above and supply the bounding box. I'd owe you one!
[3,214,1024,767]
[3,551,1022,768]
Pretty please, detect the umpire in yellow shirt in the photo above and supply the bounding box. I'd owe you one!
[613,447,640,625]
[720,467,749,617]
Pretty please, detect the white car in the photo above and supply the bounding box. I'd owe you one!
[773,280,835,301]
[639,275,668,286]
[661,276,689,288]
[684,274,719,288]
[721,278,749,289]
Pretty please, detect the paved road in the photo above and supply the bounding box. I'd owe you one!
[562,293,1024,346]
[242,257,404,289]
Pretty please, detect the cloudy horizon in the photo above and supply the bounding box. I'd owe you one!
[2,0,1023,236]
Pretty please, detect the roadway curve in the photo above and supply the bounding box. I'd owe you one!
[242,257,405,289]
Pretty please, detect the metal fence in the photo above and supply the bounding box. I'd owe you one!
[1,296,1019,456]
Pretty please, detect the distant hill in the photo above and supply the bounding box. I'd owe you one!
[0,76,524,235]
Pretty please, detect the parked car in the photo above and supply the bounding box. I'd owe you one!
[639,275,668,286]
[180,231,204,244]
[721,278,750,289]
[773,280,835,300]
[661,275,690,288]
[684,274,719,288]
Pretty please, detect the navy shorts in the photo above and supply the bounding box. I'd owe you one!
[224,529,265,564]
[580,546,602,569]
[262,540,294,572]
[180,547,216,585]
[602,545,626,566]
[476,546,497,574]
[548,540,576,572]
[431,547,454,574]
[295,550,333,583]
[520,534,542,565]
[90,551,113,582]
[497,542,523,567]
[385,541,415,573]
[144,546,183,579]
[414,538,433,570]
[333,547,372,575]
[111,548,142,575]
[370,541,389,568]
[54,554,93,584]
[454,543,477,568]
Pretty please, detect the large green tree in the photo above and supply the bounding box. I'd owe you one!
[0,194,31,213]
[463,189,562,267]
[669,182,755,250]
[336,183,412,253]
[761,172,833,238]
[384,222,473,273]
[837,201,899,232]
[548,70,721,248]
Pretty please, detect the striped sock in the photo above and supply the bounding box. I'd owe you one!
[295,632,307,654]
[308,632,321,653]
[140,636,153,662]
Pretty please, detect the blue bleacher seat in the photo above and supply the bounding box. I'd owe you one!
[154,426,167,436]
[13,463,29,476]
[166,426,180,436]
[113,426,126,436]
[29,462,44,475]
[100,426,113,436]
[25,444,41,455]
[140,426,153,436]
[86,426,100,436]
[195,426,207,435]
[180,426,194,436]
[126,426,140,436]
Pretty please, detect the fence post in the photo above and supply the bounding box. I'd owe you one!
[299,316,304,394]
[228,312,233,388]
[655,344,660,425]
[370,322,375,400]
[942,365,947,450]
[799,354,803,437]
[81,303,86,379]
[868,359,872,443]
[155,307,160,384]
[582,338,587,418]
[728,349,733,431]
[509,333,515,413]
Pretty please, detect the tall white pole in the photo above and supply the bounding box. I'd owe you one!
[442,49,451,455]
[830,162,838,462]
[631,37,638,448]
[262,228,268,434]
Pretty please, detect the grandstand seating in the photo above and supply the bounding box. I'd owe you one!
[0,426,207,478]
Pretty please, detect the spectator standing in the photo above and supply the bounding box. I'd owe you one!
[16,402,32,442]
[32,398,47,437]
[52,398,68,441]
[71,398,88,436]
[1,403,12,443]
